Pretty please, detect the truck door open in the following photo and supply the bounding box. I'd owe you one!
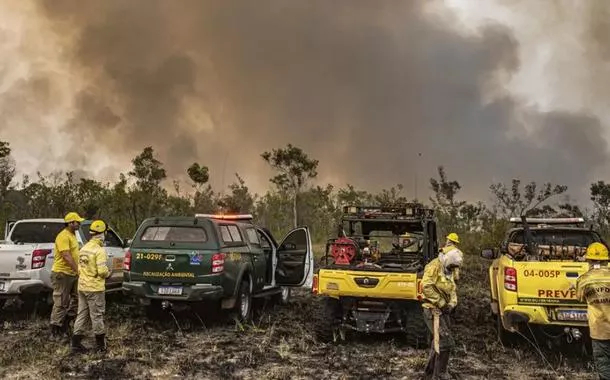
[276,227,313,287]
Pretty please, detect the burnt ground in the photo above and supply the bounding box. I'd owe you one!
[0,256,599,380]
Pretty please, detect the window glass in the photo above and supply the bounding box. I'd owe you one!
[140,226,208,242]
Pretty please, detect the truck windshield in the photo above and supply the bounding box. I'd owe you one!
[9,222,65,244]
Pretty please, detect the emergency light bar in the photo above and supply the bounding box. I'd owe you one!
[509,217,585,225]
[195,214,253,221]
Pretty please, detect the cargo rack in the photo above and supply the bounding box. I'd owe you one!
[509,217,585,227]
[341,204,434,221]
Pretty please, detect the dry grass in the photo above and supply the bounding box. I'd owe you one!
[0,254,599,380]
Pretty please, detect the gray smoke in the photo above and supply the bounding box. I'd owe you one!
[2,0,607,202]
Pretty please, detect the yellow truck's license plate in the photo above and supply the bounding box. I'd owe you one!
[556,310,587,321]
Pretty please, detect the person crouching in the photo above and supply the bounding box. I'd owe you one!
[71,220,111,354]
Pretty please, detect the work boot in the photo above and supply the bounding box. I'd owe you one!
[94,334,107,353]
[423,348,436,379]
[432,350,451,380]
[71,334,88,354]
[50,324,64,342]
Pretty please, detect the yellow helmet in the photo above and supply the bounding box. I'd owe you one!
[89,220,107,234]
[64,212,84,224]
[446,233,460,244]
[585,242,609,261]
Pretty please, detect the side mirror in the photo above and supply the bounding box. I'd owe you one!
[124,239,133,248]
[481,248,496,260]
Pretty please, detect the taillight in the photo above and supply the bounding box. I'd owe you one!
[504,267,517,291]
[312,274,319,294]
[123,250,131,271]
[32,249,51,269]
[211,253,225,273]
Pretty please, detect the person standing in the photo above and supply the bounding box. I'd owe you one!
[71,220,112,353]
[576,242,610,380]
[421,235,464,380]
[50,212,84,340]
[441,233,463,281]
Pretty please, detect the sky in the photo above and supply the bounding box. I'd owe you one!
[0,0,608,205]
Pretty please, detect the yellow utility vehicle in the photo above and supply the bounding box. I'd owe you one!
[313,204,438,347]
[481,216,605,348]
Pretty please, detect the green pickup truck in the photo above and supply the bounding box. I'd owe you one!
[122,214,313,321]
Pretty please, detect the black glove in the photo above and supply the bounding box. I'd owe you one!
[440,305,453,315]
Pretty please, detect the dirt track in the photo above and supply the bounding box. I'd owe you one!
[0,257,599,379]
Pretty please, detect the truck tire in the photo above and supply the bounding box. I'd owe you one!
[316,297,342,343]
[272,287,291,306]
[497,314,517,347]
[232,278,252,323]
[404,304,430,349]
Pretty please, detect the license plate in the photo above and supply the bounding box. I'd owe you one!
[158,286,183,295]
[0,282,4,292]
[556,309,588,321]
[112,257,123,270]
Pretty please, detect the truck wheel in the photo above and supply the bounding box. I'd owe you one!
[272,287,291,306]
[404,305,430,349]
[316,297,342,343]
[232,278,252,323]
[497,314,517,346]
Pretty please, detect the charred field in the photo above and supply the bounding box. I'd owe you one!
[0,256,598,380]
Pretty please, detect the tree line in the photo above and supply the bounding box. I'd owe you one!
[2,140,610,253]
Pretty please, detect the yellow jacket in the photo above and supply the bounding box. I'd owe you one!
[77,238,110,292]
[576,265,610,340]
[421,258,458,309]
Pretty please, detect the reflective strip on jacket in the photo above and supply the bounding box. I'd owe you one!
[77,238,109,292]
[576,266,610,340]
[421,257,458,309]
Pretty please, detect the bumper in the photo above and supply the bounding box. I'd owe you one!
[501,304,588,331]
[0,279,48,298]
[122,281,224,302]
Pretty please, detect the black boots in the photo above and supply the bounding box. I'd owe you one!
[71,334,88,354]
[70,334,106,354]
[422,349,451,380]
[434,350,451,380]
[95,334,107,353]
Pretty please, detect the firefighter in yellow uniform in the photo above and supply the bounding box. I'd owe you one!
[441,233,463,281]
[50,212,84,340]
[576,242,610,380]
[71,220,111,354]
[421,233,464,380]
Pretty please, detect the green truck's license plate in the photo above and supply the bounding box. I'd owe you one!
[158,286,183,295]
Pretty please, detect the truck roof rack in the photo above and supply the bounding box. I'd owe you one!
[342,204,434,220]
[509,217,585,226]
[195,214,253,221]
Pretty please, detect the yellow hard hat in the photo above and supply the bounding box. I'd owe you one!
[89,220,107,234]
[585,242,609,261]
[446,233,460,244]
[64,212,85,224]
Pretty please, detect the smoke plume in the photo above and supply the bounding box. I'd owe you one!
[0,0,608,203]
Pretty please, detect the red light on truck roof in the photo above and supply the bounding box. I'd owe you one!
[195,213,253,220]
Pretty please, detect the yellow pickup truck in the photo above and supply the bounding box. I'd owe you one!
[481,217,604,347]
[313,204,437,347]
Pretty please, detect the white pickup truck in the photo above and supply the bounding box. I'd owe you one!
[0,218,129,310]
